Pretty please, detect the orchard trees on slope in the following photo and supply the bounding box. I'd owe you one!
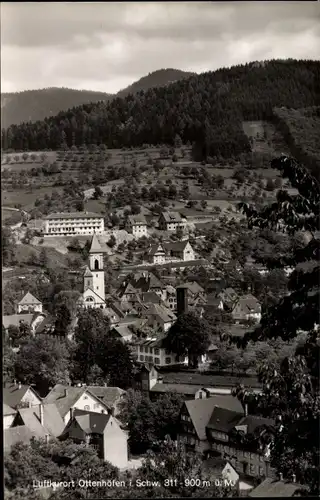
[236,155,320,495]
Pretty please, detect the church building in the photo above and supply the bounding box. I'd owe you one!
[81,234,106,309]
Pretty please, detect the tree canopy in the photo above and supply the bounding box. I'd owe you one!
[235,155,320,496]
[163,312,211,367]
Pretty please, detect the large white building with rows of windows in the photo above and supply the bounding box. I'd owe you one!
[44,212,104,236]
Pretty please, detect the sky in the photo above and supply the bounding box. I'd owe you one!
[1,1,320,94]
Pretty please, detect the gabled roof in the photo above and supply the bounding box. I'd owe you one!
[86,386,125,408]
[84,266,93,278]
[43,384,108,417]
[72,408,111,434]
[249,478,304,497]
[3,383,41,409]
[236,414,275,434]
[128,214,147,225]
[233,294,261,314]
[110,324,133,339]
[207,407,243,433]
[177,281,204,294]
[3,403,16,416]
[149,243,166,256]
[184,396,243,441]
[163,240,191,252]
[160,211,182,223]
[144,303,176,323]
[16,403,65,438]
[18,292,41,305]
[89,233,103,253]
[4,426,36,452]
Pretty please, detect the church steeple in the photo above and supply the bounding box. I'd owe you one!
[82,233,106,306]
[89,233,104,271]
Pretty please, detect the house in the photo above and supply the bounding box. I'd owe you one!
[86,386,126,417]
[61,408,128,469]
[232,295,262,323]
[158,211,184,231]
[4,403,65,452]
[44,211,104,236]
[147,240,195,264]
[3,382,42,409]
[143,303,177,332]
[177,396,244,454]
[206,408,276,480]
[126,214,148,238]
[3,403,17,429]
[118,271,166,302]
[202,457,254,495]
[164,285,177,311]
[150,382,202,400]
[133,335,186,367]
[163,240,195,262]
[43,384,110,425]
[249,476,304,497]
[148,243,167,264]
[109,324,134,343]
[17,292,43,314]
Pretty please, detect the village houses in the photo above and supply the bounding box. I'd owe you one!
[126,214,148,238]
[158,211,185,231]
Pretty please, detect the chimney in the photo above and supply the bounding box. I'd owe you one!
[244,403,248,417]
[279,473,283,481]
[292,474,296,483]
[177,286,188,316]
[157,376,163,384]
[39,404,44,426]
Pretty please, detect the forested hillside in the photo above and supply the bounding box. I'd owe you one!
[2,60,320,160]
[1,88,112,129]
[273,106,320,181]
[117,68,195,98]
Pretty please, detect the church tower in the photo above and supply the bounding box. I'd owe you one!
[83,233,105,306]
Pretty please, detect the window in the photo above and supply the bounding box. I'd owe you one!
[244,451,249,458]
[250,453,255,460]
[145,347,149,353]
[140,355,144,361]
[140,346,144,353]
[259,455,264,462]
[84,405,90,410]
[96,274,98,277]
[165,357,171,364]
[94,403,100,409]
[250,464,256,474]
[154,358,160,364]
[259,467,264,476]
[155,348,160,355]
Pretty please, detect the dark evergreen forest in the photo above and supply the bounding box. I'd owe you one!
[2,60,320,160]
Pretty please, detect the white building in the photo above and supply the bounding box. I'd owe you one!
[134,336,186,367]
[126,214,148,238]
[148,240,195,264]
[44,212,104,236]
[17,292,43,314]
[158,211,184,231]
[81,234,106,309]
